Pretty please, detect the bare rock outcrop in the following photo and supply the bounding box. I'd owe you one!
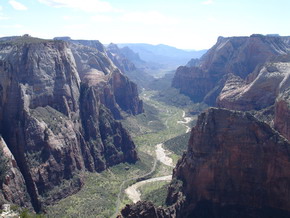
[217,61,290,110]
[0,137,31,208]
[173,108,290,217]
[172,35,290,105]
[69,41,144,118]
[120,108,290,218]
[106,43,154,89]
[0,36,139,211]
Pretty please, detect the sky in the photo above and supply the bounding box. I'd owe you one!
[0,0,290,50]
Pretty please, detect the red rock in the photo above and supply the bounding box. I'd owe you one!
[174,108,290,217]
[172,35,290,105]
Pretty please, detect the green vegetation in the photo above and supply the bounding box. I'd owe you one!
[20,209,45,218]
[46,88,202,217]
[46,151,154,218]
[152,87,196,109]
[122,102,165,137]
[31,106,69,135]
[148,73,174,91]
[164,132,191,156]
[0,204,45,218]
[139,181,170,207]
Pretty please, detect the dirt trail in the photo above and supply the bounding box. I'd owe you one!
[124,143,174,203]
[125,175,172,203]
[156,143,174,167]
[177,110,192,133]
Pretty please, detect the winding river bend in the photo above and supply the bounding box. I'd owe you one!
[124,110,192,203]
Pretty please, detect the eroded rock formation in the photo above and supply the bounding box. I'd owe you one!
[120,108,290,218]
[0,35,141,211]
[172,34,290,105]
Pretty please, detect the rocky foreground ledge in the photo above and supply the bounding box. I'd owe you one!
[119,108,290,218]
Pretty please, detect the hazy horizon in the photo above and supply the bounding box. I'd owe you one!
[1,0,290,50]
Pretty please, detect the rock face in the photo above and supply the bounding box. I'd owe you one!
[120,108,290,218]
[173,108,290,217]
[0,137,31,208]
[106,43,154,89]
[107,43,137,73]
[119,201,171,218]
[274,89,290,141]
[217,61,290,111]
[69,41,144,117]
[0,36,140,211]
[172,35,290,104]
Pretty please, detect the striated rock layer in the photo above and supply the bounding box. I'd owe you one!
[0,36,141,211]
[120,108,290,218]
[172,34,290,141]
[216,56,290,140]
[172,34,290,105]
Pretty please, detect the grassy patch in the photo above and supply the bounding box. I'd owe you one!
[164,132,191,156]
[46,151,154,218]
[139,181,170,207]
[46,89,202,217]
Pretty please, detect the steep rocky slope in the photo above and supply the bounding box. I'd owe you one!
[0,36,141,211]
[54,37,143,117]
[107,43,137,73]
[69,41,144,118]
[120,108,290,218]
[172,34,290,104]
[106,43,154,89]
[217,60,290,111]
[274,89,290,141]
[216,54,290,141]
[0,137,31,209]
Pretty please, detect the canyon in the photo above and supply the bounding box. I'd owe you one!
[119,35,290,218]
[0,34,290,218]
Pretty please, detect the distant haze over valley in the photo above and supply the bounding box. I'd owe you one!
[118,43,207,72]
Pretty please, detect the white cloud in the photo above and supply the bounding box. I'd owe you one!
[38,0,116,13]
[0,6,2,11]
[202,0,214,5]
[9,0,28,10]
[120,11,179,25]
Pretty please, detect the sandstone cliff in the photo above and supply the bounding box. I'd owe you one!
[217,60,290,110]
[172,35,290,104]
[69,41,144,117]
[120,108,290,218]
[0,35,140,211]
[0,137,31,208]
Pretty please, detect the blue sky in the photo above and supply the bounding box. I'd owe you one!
[0,0,290,50]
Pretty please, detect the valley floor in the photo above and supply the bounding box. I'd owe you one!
[46,90,196,218]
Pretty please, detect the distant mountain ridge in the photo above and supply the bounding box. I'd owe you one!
[118,43,207,73]
[106,43,154,89]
